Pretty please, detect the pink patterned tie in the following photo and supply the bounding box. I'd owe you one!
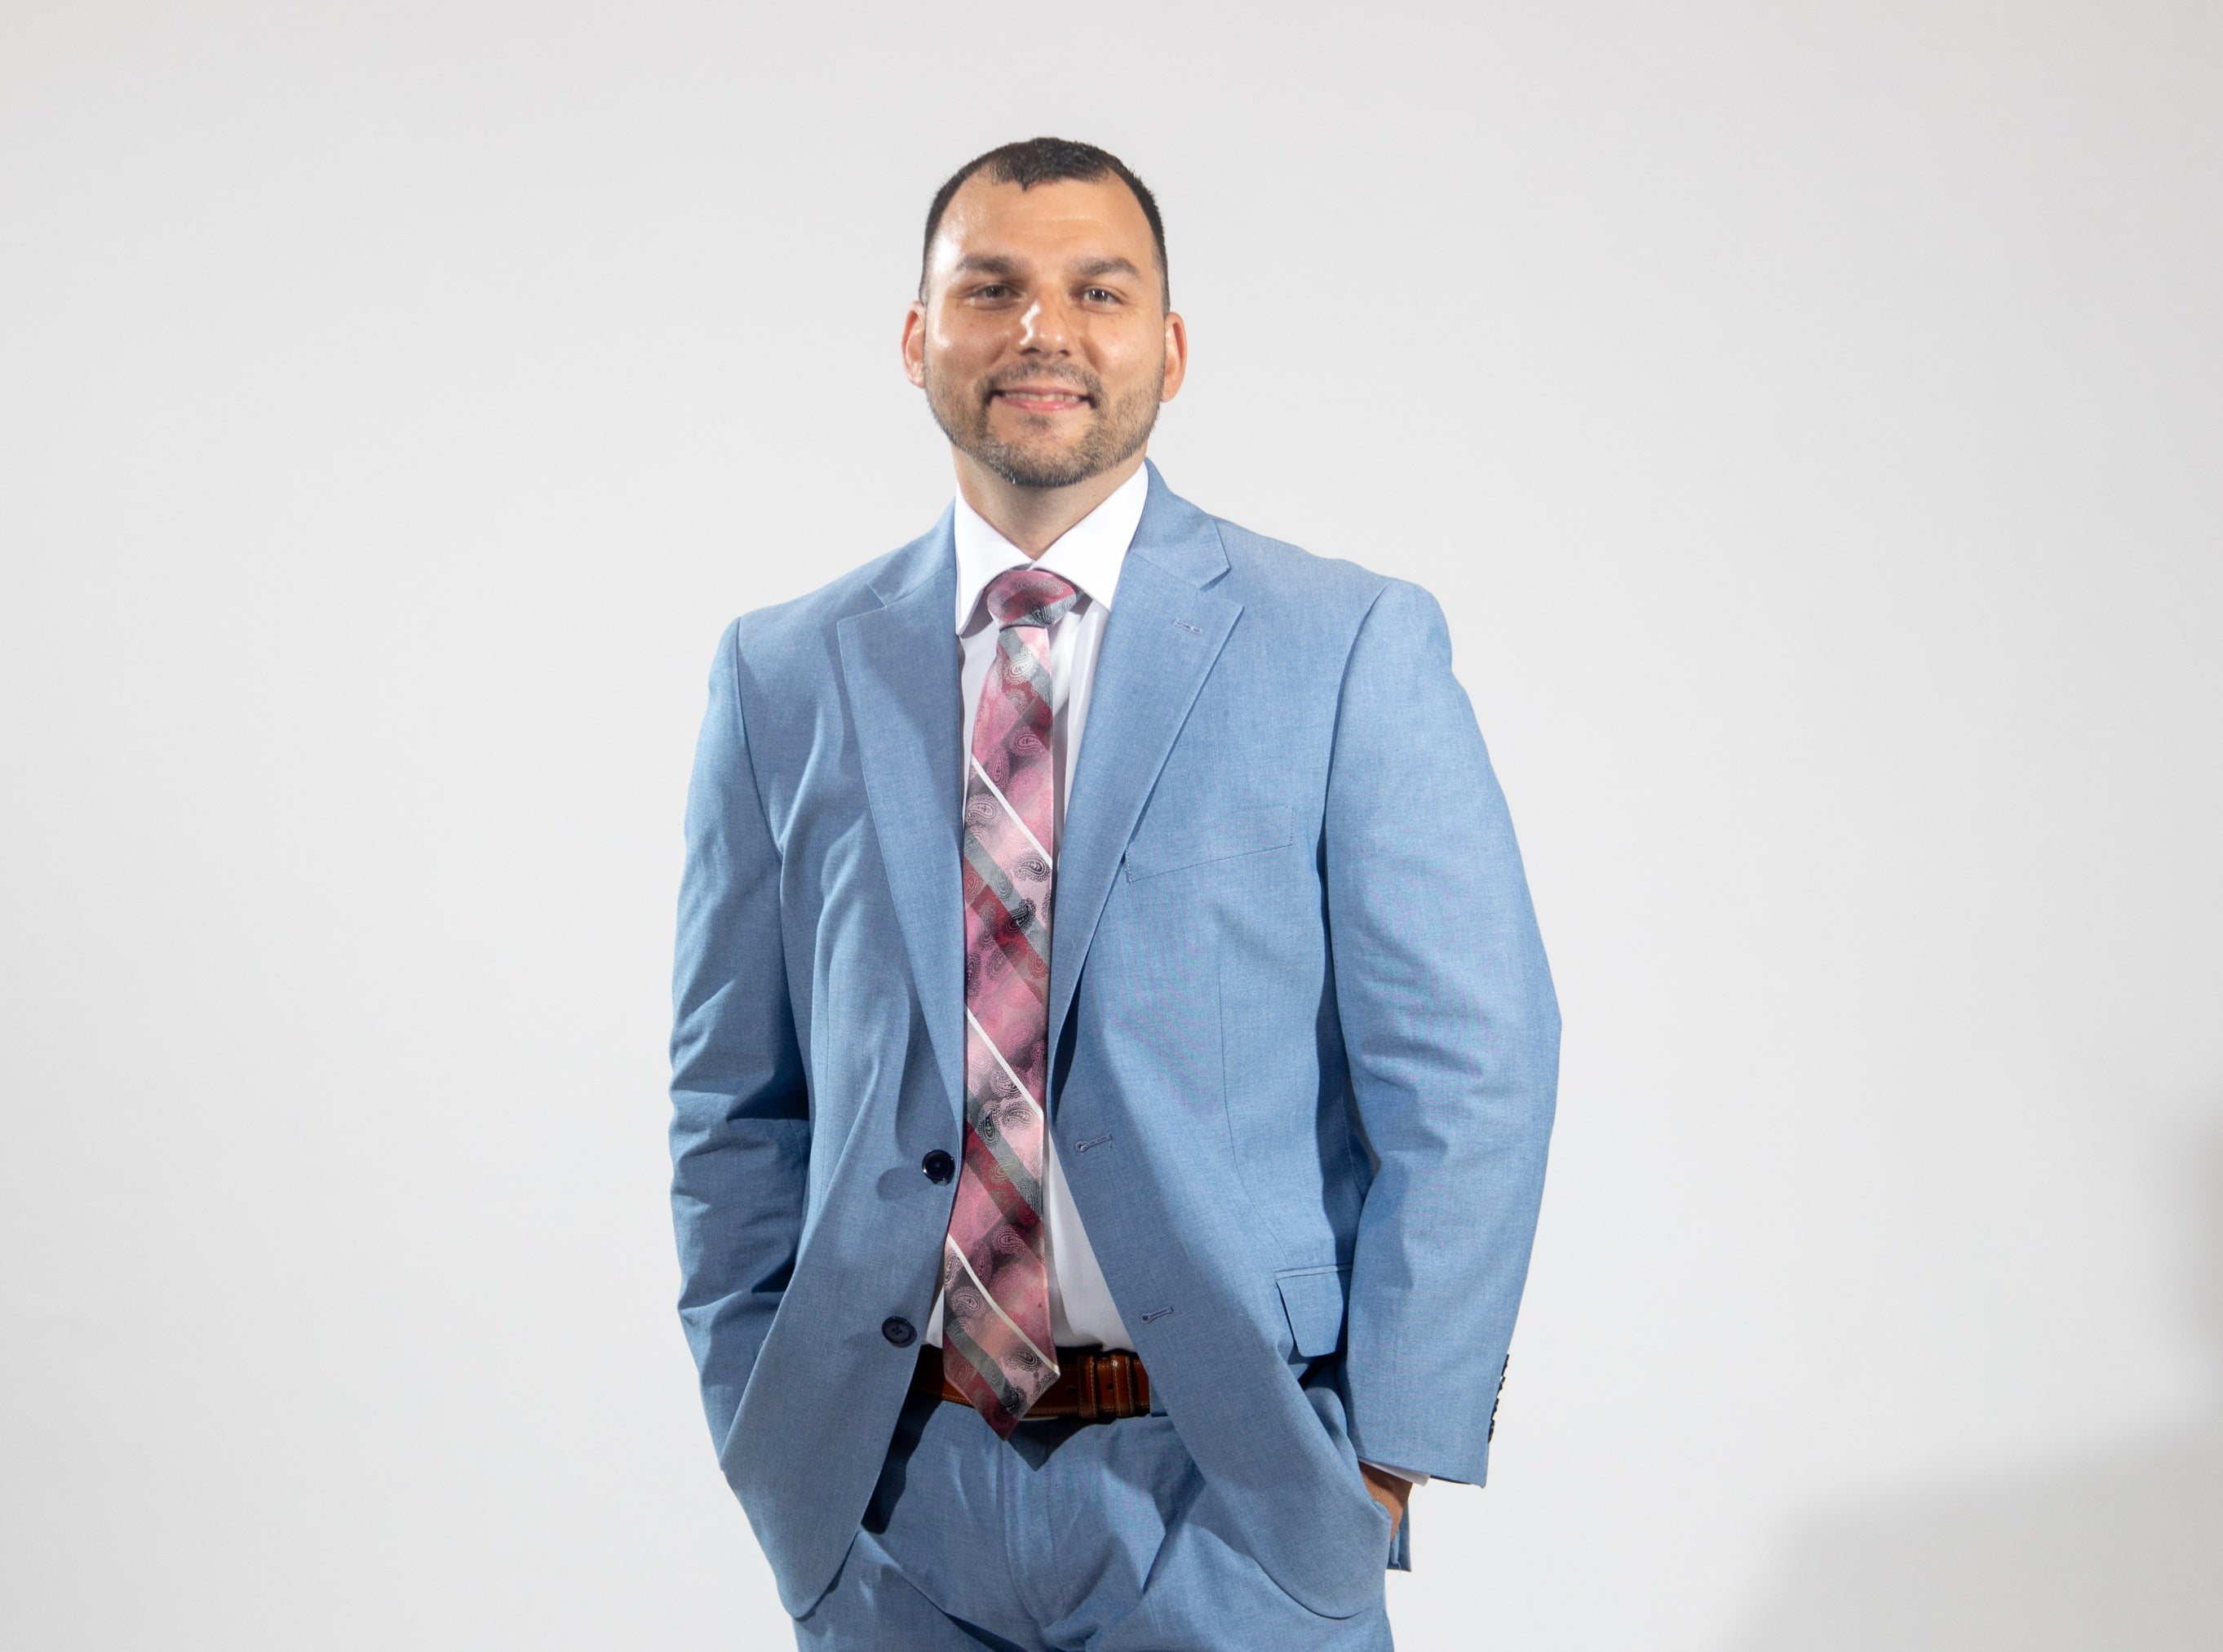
[940,566,1080,1435]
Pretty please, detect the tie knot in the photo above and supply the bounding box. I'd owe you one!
[984,567,1081,631]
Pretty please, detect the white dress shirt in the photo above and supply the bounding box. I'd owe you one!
[923,463,1148,1354]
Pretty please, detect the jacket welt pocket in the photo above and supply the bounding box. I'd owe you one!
[1275,1264,1351,1359]
[1122,804,1293,884]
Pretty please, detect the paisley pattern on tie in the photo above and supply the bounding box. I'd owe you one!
[940,566,1081,1435]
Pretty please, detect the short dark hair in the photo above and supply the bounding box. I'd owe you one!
[920,137,1168,305]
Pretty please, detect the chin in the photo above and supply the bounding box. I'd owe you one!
[1010,438,1090,470]
[997,440,1093,477]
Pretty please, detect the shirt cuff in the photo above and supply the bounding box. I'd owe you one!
[1360,1460,1430,1487]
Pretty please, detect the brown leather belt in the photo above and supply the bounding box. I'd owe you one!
[913,1344,1154,1422]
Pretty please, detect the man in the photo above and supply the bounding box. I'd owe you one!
[670,137,1558,1650]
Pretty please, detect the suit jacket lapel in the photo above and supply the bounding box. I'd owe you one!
[1048,465,1240,1065]
[836,516,967,1123]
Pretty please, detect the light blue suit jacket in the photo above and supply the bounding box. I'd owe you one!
[670,465,1559,1619]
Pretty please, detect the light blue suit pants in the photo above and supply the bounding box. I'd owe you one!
[795,1395,1395,1650]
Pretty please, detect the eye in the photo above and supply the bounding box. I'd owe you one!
[1083,286,1118,304]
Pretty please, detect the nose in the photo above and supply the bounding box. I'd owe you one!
[1018,291,1074,356]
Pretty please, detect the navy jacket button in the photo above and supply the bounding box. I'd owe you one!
[922,1149,955,1184]
[882,1317,916,1348]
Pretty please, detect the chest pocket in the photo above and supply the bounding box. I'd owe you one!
[1123,803,1293,884]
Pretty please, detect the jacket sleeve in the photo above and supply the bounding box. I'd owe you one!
[1324,580,1560,1486]
[669,619,809,1471]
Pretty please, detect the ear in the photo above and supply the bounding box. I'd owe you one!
[1158,309,1189,402]
[901,300,928,389]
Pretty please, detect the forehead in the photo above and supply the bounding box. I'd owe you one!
[928,173,1158,279]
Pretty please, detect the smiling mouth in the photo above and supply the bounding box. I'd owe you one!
[990,386,1096,414]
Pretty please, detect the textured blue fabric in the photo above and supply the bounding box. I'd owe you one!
[795,1400,1394,1650]
[671,465,1560,1620]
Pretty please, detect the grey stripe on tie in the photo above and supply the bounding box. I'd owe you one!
[963,1110,1045,1214]
[961,827,1051,963]
[962,1078,1046,1213]
[941,1313,1034,1419]
[995,627,1055,706]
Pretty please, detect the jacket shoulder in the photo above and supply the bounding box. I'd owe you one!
[732,543,897,644]
[1207,514,1426,622]
[714,537,941,685]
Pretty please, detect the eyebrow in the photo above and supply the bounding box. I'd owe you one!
[949,255,1024,280]
[945,253,1147,283]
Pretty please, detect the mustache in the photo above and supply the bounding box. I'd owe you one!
[977,364,1104,405]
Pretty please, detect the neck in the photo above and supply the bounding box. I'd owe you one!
[954,450,1145,558]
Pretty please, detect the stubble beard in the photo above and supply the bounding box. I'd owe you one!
[924,358,1162,491]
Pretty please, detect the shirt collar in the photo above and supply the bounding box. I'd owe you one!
[952,463,1149,635]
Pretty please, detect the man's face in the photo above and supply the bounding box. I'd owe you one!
[904,174,1185,490]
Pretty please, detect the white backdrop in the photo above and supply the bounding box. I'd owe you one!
[4,2,2219,1647]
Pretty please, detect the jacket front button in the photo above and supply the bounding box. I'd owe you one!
[882,1317,916,1348]
[922,1149,955,1184]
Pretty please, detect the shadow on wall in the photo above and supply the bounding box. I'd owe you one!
[1721,1124,2223,1651]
